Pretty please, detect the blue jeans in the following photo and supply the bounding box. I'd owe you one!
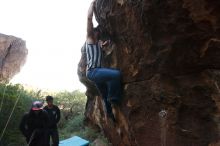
[87,68,121,114]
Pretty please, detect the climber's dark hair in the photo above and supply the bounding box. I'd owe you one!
[93,25,101,33]
[93,25,101,40]
[93,25,110,41]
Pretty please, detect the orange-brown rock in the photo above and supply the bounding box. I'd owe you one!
[78,0,220,146]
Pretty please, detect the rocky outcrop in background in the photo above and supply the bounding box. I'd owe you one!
[78,0,220,146]
[0,33,27,82]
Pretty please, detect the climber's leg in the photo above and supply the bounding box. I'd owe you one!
[106,70,121,104]
[87,68,121,120]
[87,68,121,103]
[95,83,111,113]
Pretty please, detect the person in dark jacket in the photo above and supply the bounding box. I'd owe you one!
[43,95,60,146]
[19,101,50,146]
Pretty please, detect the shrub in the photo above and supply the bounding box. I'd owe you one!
[54,90,87,128]
[59,114,111,146]
[0,83,33,146]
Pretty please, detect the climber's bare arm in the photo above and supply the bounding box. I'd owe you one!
[86,0,96,44]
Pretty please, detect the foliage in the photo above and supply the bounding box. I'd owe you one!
[52,90,87,128]
[59,114,111,146]
[0,83,109,146]
[56,91,110,145]
[55,90,87,117]
[0,83,33,146]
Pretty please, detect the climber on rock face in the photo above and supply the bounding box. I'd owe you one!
[85,0,122,121]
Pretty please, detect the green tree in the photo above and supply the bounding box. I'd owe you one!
[54,90,86,128]
[0,83,33,146]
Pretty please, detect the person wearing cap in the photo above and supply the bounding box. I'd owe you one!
[43,95,60,146]
[19,101,50,146]
[85,0,122,121]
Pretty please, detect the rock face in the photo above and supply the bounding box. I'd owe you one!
[78,0,220,146]
[0,33,27,81]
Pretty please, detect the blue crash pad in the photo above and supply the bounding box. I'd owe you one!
[59,136,89,146]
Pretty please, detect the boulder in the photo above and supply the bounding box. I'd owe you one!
[78,0,220,145]
[0,33,27,82]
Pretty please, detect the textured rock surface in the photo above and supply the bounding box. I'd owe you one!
[78,0,220,146]
[0,33,27,81]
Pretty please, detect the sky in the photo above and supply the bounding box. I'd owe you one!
[0,0,95,91]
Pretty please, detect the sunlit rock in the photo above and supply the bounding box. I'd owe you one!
[0,33,28,82]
